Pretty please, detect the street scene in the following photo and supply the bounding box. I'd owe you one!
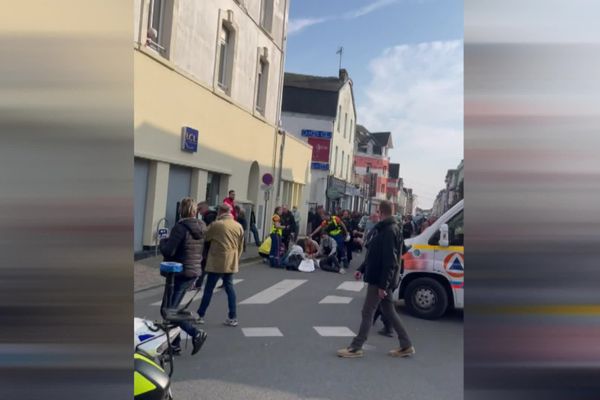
[135,251,462,400]
[134,0,463,399]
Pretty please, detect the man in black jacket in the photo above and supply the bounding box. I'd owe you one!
[280,204,297,251]
[337,200,414,359]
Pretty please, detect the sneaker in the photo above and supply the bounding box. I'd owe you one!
[191,331,208,355]
[377,329,394,338]
[337,347,363,358]
[224,318,239,327]
[339,268,347,274]
[197,317,205,325]
[388,346,415,358]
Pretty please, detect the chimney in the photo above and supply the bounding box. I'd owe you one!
[339,68,349,81]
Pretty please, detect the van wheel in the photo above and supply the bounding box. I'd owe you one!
[404,277,448,320]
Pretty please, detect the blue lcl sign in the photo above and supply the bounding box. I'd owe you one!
[181,127,199,153]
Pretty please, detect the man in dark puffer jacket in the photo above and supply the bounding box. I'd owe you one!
[337,200,414,359]
[160,197,208,355]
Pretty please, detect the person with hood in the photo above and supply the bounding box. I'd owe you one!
[197,204,245,327]
[159,197,208,355]
[337,200,414,359]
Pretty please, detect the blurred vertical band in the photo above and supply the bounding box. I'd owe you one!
[0,1,132,399]
[465,1,600,399]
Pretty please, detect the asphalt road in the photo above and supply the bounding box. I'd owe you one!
[134,253,463,400]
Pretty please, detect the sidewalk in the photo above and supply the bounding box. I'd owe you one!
[134,243,262,292]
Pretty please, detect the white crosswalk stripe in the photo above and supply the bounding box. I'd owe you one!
[150,278,244,306]
[314,326,356,337]
[239,279,307,305]
[336,281,365,292]
[242,327,283,337]
[319,295,353,304]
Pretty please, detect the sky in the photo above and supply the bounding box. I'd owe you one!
[284,0,463,209]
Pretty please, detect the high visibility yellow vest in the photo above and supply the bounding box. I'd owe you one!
[327,217,342,236]
[270,215,283,236]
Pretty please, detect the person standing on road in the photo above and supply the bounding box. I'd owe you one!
[159,197,208,355]
[223,190,238,220]
[280,205,297,252]
[269,206,285,268]
[235,206,248,253]
[337,200,415,359]
[292,206,301,239]
[402,215,414,239]
[195,201,218,290]
[249,206,262,246]
[197,204,244,327]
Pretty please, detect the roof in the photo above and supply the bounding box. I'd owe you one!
[371,132,393,148]
[389,163,400,179]
[282,86,339,117]
[282,71,356,119]
[284,73,344,92]
[355,124,371,145]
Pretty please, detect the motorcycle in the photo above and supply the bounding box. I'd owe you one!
[134,262,207,400]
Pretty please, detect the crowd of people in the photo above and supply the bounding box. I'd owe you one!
[157,191,415,360]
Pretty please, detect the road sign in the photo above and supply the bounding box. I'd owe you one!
[262,173,274,186]
[260,183,274,191]
[157,228,169,239]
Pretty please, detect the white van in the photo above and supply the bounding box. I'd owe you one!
[399,200,464,319]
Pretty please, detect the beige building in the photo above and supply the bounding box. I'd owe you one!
[133,0,312,252]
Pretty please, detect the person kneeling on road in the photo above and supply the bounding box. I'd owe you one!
[316,232,345,274]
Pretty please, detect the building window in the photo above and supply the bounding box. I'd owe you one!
[217,25,233,91]
[337,106,341,132]
[206,172,222,206]
[255,54,269,114]
[349,119,353,143]
[358,142,368,153]
[373,145,382,155]
[260,0,275,33]
[147,0,174,58]
[343,113,348,138]
[341,151,345,177]
[334,146,338,174]
[381,184,385,193]
[347,154,350,180]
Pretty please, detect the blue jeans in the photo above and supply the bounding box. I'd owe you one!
[168,277,199,343]
[331,233,348,267]
[269,233,282,268]
[197,273,237,320]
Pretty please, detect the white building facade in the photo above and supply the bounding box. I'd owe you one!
[281,70,357,212]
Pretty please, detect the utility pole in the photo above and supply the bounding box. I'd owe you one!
[336,46,343,70]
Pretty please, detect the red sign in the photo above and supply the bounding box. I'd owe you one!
[307,137,331,163]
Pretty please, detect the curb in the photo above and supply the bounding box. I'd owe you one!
[134,255,264,294]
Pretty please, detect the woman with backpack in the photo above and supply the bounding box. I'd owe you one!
[159,197,208,355]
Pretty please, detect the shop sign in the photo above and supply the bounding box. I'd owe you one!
[181,127,199,153]
[301,129,332,139]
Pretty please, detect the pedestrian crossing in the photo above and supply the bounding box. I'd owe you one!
[239,279,307,305]
[148,279,369,339]
[150,278,244,306]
